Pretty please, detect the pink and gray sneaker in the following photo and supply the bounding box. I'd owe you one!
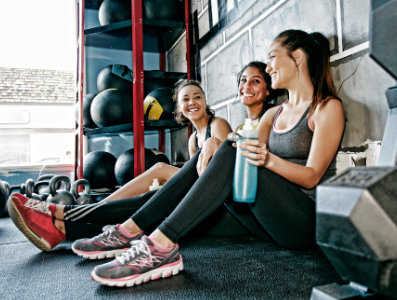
[91,235,183,287]
[7,193,65,251]
[72,224,143,260]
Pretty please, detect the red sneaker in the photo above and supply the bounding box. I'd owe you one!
[7,193,65,251]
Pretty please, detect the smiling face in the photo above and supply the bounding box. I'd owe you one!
[176,84,207,122]
[238,66,269,108]
[265,41,298,90]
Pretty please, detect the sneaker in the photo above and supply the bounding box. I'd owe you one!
[72,224,143,260]
[7,193,64,251]
[91,236,183,287]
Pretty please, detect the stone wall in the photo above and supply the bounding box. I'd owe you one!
[168,0,397,168]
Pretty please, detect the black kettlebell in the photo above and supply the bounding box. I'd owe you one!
[25,179,42,201]
[72,179,93,205]
[34,181,51,201]
[36,174,59,195]
[46,175,76,205]
[0,180,10,217]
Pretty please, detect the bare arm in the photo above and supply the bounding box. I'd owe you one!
[196,117,232,175]
[241,100,345,189]
[188,132,197,158]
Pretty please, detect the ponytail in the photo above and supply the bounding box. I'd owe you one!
[275,30,339,112]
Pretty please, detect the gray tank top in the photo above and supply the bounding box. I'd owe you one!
[268,103,336,200]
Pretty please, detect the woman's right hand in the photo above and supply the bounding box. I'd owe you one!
[196,137,222,176]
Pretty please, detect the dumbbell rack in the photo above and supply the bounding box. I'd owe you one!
[75,0,195,180]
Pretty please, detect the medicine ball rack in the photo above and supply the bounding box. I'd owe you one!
[76,0,194,181]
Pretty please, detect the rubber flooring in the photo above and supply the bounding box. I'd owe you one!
[0,217,342,299]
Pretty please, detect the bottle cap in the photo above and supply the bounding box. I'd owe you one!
[237,119,258,139]
[149,178,162,191]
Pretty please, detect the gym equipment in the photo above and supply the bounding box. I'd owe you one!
[0,180,10,217]
[83,151,118,189]
[72,179,93,205]
[46,175,76,205]
[315,167,397,298]
[143,87,175,120]
[82,93,97,128]
[151,149,171,164]
[143,0,184,21]
[35,174,56,195]
[312,2,397,298]
[97,65,132,93]
[25,179,43,201]
[90,88,133,127]
[369,0,397,80]
[34,181,51,201]
[98,0,131,26]
[114,148,159,186]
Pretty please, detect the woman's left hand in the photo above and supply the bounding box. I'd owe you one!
[239,139,269,167]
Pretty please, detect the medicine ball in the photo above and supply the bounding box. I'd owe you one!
[98,0,131,26]
[83,151,118,189]
[114,148,160,186]
[143,0,183,21]
[90,88,133,127]
[97,65,132,93]
[144,87,175,120]
[0,181,10,217]
[75,93,97,128]
[83,93,97,128]
[151,149,170,164]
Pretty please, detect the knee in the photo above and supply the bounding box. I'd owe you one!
[54,219,66,235]
[150,162,168,173]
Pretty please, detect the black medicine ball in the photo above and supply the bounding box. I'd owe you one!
[143,87,175,120]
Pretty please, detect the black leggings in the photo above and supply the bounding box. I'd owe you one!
[132,141,315,249]
[63,150,203,240]
[64,141,315,249]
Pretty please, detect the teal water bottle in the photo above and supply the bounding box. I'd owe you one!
[233,119,258,203]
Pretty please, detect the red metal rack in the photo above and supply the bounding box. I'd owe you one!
[76,0,192,180]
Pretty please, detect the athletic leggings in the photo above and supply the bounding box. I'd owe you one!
[64,141,315,249]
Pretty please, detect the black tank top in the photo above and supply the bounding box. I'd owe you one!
[195,115,214,151]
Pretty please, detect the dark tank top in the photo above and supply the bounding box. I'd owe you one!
[268,103,336,200]
[195,115,214,151]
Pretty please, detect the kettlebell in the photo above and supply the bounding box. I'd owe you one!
[34,181,51,201]
[0,180,10,217]
[36,174,59,195]
[46,175,76,205]
[72,179,93,205]
[25,178,42,201]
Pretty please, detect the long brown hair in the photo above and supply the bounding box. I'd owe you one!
[274,30,339,112]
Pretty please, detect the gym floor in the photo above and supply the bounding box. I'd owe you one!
[0,216,343,299]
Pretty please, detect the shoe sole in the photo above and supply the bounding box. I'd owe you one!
[91,255,184,287]
[71,245,128,260]
[7,199,52,252]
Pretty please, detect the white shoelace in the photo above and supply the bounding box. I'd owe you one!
[117,240,152,265]
[24,199,52,216]
[93,225,117,241]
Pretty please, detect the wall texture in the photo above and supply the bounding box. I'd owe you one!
[168,0,396,159]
